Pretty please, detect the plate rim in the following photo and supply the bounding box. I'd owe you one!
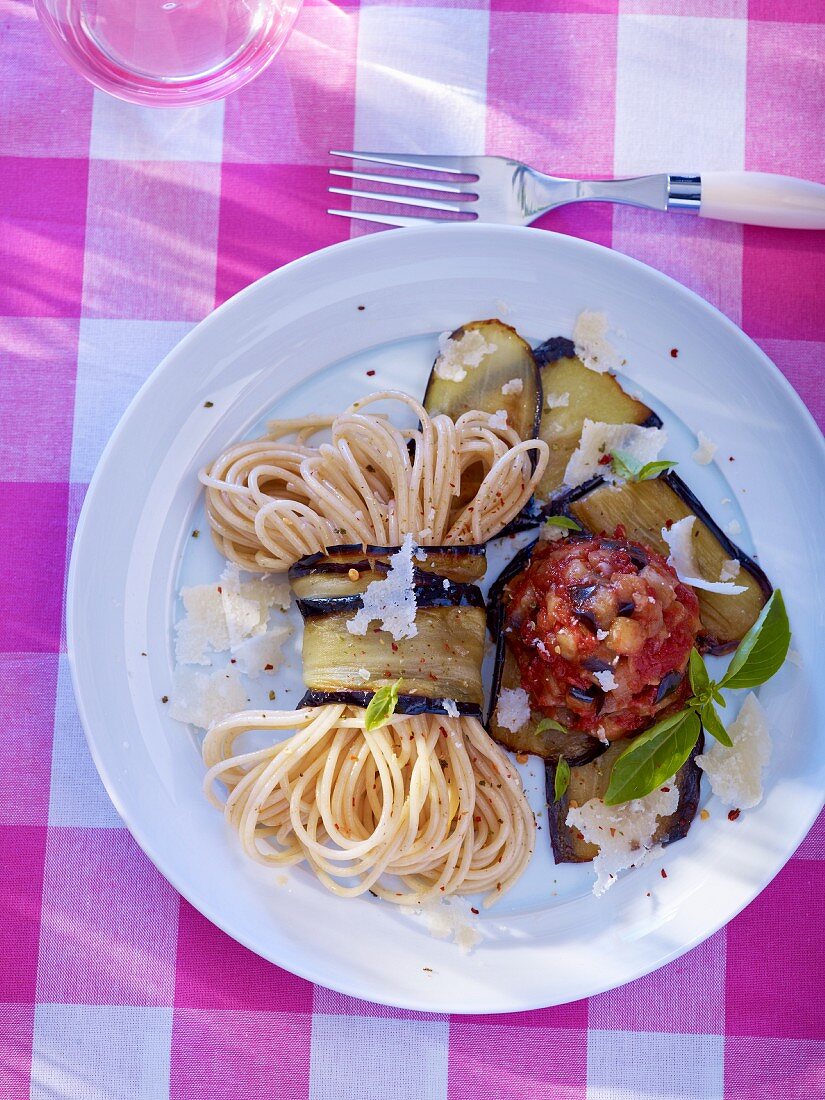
[67,223,825,1012]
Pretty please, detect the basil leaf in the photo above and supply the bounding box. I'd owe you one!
[721,589,790,690]
[610,450,642,481]
[544,515,581,533]
[535,717,567,735]
[688,648,710,697]
[554,757,571,802]
[636,459,677,481]
[364,679,402,731]
[701,701,732,747]
[604,710,701,805]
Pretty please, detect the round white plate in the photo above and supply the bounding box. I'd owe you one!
[69,225,825,1013]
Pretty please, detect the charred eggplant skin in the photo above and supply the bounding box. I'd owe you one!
[298,690,482,719]
[296,576,486,618]
[553,470,772,655]
[545,732,704,864]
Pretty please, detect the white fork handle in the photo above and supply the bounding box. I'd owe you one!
[699,171,825,229]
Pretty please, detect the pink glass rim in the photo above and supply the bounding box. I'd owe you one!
[33,0,304,107]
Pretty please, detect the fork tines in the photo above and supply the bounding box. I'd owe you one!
[327,150,479,228]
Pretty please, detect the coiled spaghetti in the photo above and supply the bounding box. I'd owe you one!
[203,705,534,905]
[200,390,548,572]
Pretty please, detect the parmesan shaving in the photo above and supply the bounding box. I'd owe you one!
[692,430,717,466]
[442,699,460,718]
[501,377,523,396]
[572,311,622,374]
[488,409,509,430]
[495,687,531,733]
[546,391,570,410]
[566,782,680,896]
[662,516,747,595]
[593,669,618,692]
[696,692,771,809]
[347,533,418,641]
[434,329,496,383]
[564,419,667,489]
[232,623,292,679]
[719,558,741,583]
[168,667,248,730]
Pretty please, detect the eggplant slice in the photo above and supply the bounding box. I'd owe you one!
[545,732,704,864]
[557,471,771,655]
[533,337,661,503]
[423,319,542,442]
[291,549,487,714]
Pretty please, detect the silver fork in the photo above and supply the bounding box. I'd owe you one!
[328,151,825,230]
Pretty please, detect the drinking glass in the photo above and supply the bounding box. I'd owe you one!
[34,0,304,107]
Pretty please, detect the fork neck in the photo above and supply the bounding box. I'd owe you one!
[524,170,697,217]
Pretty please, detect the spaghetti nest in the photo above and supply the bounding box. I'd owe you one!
[203,705,535,905]
[200,390,549,572]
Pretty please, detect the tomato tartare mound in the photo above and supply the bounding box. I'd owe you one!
[505,534,701,740]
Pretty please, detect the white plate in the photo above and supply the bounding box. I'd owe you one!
[69,225,825,1013]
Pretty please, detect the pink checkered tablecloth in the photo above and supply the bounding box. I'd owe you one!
[1,0,824,1095]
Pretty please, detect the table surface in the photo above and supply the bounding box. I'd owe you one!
[2,0,824,1096]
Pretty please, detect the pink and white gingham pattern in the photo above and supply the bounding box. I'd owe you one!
[1,0,823,1095]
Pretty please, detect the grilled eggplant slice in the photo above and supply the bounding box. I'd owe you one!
[545,732,704,864]
[533,337,661,503]
[291,550,487,714]
[558,471,771,654]
[423,319,542,442]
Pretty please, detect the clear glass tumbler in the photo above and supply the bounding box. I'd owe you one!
[34,0,304,107]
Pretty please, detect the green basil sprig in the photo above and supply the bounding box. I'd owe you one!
[543,515,582,534]
[553,757,571,802]
[611,450,677,483]
[364,679,402,731]
[604,590,789,805]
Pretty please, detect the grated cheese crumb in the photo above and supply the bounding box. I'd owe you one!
[727,519,743,536]
[501,377,523,396]
[696,692,770,809]
[495,687,531,733]
[593,669,618,692]
[564,419,667,489]
[232,623,292,679]
[572,311,622,374]
[662,516,747,595]
[488,409,509,430]
[410,897,483,954]
[414,547,427,561]
[596,629,609,641]
[719,558,741,583]
[434,329,496,383]
[347,533,418,641]
[357,667,370,683]
[566,781,679,895]
[443,699,460,718]
[168,667,247,730]
[692,430,717,465]
[539,523,568,543]
[546,391,570,410]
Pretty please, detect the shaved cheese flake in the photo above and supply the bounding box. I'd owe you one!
[175,584,229,665]
[572,311,622,374]
[495,687,531,733]
[443,699,460,718]
[566,782,680,896]
[232,623,292,679]
[692,430,717,465]
[347,533,418,641]
[488,409,509,430]
[696,692,770,809]
[501,377,523,396]
[719,558,741,583]
[546,391,570,410]
[168,667,247,730]
[662,516,747,595]
[564,419,667,489]
[434,329,496,383]
[593,669,618,692]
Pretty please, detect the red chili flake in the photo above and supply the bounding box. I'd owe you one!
[229,658,236,664]
[728,456,735,462]
[646,892,651,897]
[664,518,673,530]
[661,786,670,793]
[217,586,222,593]
[470,907,479,915]
[614,523,626,539]
[598,452,613,466]
[264,663,274,671]
[161,695,169,704]
[728,808,741,821]
[358,305,366,311]
[366,369,375,376]
[429,672,438,681]
[391,642,398,652]
[670,348,679,358]
[660,868,668,879]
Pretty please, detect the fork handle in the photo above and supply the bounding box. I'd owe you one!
[693,171,825,229]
